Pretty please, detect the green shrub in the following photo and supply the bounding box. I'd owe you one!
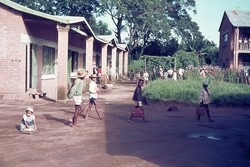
[221,69,246,84]
[143,79,250,106]
[128,59,144,74]
[183,69,201,80]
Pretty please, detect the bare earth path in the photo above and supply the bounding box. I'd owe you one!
[0,83,250,167]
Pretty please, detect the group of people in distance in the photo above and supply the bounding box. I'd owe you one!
[92,66,102,84]
[129,70,150,84]
[129,66,185,83]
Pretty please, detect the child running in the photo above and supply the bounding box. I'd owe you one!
[85,75,103,120]
[20,107,37,133]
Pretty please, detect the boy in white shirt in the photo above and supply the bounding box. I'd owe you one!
[85,75,103,120]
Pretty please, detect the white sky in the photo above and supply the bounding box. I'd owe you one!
[98,0,250,45]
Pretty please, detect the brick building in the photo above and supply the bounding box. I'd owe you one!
[0,0,128,101]
[218,10,250,70]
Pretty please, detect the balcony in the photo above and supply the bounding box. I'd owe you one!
[238,38,250,51]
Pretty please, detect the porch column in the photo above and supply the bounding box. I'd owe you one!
[101,44,108,83]
[118,50,123,79]
[111,47,117,80]
[57,24,69,101]
[86,37,94,74]
[123,51,128,77]
[235,27,239,69]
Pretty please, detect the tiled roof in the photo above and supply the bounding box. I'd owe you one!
[225,10,250,27]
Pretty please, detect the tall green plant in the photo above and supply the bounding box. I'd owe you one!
[143,79,250,106]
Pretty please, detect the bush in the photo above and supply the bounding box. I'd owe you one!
[143,79,250,106]
[128,59,144,73]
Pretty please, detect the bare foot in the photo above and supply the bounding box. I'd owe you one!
[128,120,134,123]
[71,124,80,128]
[85,116,90,119]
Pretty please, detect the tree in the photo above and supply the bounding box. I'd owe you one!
[173,50,199,69]
[200,40,219,66]
[99,0,196,59]
[99,0,127,43]
[143,38,179,56]
[11,0,100,19]
[90,18,112,35]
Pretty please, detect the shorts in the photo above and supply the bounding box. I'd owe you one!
[90,97,96,104]
[73,95,82,105]
[134,101,142,107]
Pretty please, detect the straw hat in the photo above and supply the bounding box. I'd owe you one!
[77,69,88,78]
[26,107,34,113]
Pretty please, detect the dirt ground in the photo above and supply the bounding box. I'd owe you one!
[0,83,250,167]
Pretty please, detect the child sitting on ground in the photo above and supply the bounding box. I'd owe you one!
[20,107,37,133]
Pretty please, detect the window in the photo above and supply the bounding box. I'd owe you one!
[223,33,228,45]
[42,46,55,75]
[69,50,78,72]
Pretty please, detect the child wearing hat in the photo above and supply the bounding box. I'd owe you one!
[199,81,214,122]
[68,69,88,128]
[20,107,37,133]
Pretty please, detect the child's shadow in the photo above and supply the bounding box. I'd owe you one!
[15,125,20,131]
[43,114,70,126]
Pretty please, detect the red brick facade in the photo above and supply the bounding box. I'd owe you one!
[0,1,128,101]
[219,11,250,70]
[0,4,27,99]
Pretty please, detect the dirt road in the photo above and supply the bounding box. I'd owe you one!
[0,83,249,167]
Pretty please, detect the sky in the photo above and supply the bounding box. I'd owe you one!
[99,0,250,46]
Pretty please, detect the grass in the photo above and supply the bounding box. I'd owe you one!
[143,79,250,106]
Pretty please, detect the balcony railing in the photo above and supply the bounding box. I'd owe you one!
[239,38,250,50]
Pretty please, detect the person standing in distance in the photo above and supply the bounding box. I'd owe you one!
[199,81,214,122]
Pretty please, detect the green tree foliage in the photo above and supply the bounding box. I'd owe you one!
[99,0,196,56]
[90,18,112,35]
[11,0,111,35]
[144,38,179,56]
[11,0,100,18]
[173,50,199,69]
[200,40,219,66]
[128,59,144,74]
[99,0,127,43]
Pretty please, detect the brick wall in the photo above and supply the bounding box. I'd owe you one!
[219,15,234,68]
[0,5,26,99]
